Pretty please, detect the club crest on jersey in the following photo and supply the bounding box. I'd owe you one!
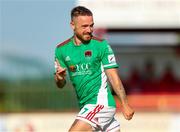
[84,50,92,57]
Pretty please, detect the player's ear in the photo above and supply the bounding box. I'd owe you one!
[70,21,75,30]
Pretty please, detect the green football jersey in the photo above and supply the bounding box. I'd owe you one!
[55,36,119,109]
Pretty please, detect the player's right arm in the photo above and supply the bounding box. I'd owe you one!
[54,59,66,88]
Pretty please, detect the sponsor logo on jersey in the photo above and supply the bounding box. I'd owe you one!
[108,54,116,63]
[70,63,92,76]
[69,65,76,72]
[76,63,90,71]
[84,50,92,57]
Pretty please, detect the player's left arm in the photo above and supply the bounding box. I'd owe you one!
[105,68,134,120]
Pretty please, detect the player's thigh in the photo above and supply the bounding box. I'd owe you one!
[69,119,93,132]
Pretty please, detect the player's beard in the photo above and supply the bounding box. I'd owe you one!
[76,33,92,43]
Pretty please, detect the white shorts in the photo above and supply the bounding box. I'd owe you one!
[76,104,120,132]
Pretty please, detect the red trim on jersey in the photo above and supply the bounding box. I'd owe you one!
[92,36,103,42]
[56,38,71,48]
[85,104,104,121]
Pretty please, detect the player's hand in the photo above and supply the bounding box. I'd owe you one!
[55,59,66,81]
[121,104,134,120]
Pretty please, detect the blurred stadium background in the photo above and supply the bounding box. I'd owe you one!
[0,0,180,131]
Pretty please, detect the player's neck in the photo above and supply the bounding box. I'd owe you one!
[73,35,82,46]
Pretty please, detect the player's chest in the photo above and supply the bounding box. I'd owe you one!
[63,46,100,73]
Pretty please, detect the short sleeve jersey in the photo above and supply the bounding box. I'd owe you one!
[55,36,119,109]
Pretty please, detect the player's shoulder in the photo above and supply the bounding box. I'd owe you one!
[91,36,109,49]
[56,37,72,48]
[92,36,105,42]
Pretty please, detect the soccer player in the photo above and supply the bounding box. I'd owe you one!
[54,6,134,132]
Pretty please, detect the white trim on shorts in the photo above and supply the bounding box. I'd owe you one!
[107,124,120,132]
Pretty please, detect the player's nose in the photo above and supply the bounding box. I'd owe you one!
[86,26,93,33]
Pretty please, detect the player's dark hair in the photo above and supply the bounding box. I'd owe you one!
[71,6,93,20]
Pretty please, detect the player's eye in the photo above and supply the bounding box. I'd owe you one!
[82,25,88,28]
[90,23,94,28]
